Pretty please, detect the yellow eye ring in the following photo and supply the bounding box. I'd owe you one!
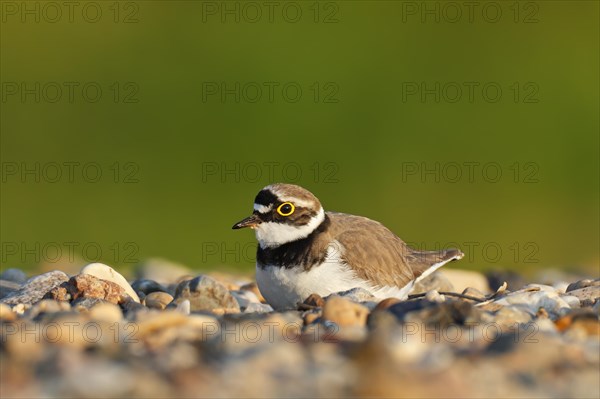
[276,202,295,216]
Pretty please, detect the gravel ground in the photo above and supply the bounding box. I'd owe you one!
[0,261,598,398]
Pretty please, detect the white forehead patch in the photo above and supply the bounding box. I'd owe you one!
[254,203,272,214]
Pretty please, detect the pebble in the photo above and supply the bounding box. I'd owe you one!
[81,263,140,302]
[1,271,69,306]
[0,302,16,321]
[26,299,71,318]
[0,280,21,299]
[244,303,274,313]
[303,293,325,308]
[567,278,600,292]
[390,298,485,327]
[172,275,240,313]
[386,299,433,321]
[0,268,28,284]
[44,274,128,305]
[131,279,169,296]
[240,282,266,303]
[145,291,174,310]
[88,302,124,323]
[1,265,599,399]
[122,299,148,317]
[493,305,533,328]
[410,272,454,294]
[71,297,114,310]
[564,286,600,306]
[230,290,262,310]
[303,311,321,325]
[322,295,369,327]
[493,284,575,319]
[425,290,446,303]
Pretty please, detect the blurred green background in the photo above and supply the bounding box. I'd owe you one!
[1,1,598,277]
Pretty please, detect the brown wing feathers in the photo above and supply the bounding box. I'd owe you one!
[327,212,463,288]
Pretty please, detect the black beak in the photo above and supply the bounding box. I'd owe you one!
[232,214,261,229]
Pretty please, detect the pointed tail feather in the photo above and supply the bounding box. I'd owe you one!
[407,248,464,283]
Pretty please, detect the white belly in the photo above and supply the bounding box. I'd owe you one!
[255,243,413,310]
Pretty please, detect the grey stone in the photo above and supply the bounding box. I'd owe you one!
[173,275,240,313]
[493,305,533,327]
[0,268,28,284]
[26,299,71,319]
[0,280,21,299]
[244,303,274,313]
[411,271,454,294]
[71,297,113,310]
[0,271,69,306]
[565,286,600,305]
[122,299,148,317]
[131,279,169,296]
[231,290,261,310]
[493,284,574,319]
[567,279,600,292]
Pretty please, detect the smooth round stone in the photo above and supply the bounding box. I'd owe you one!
[322,296,369,327]
[0,303,16,321]
[81,263,140,303]
[89,302,124,323]
[27,299,71,318]
[131,279,168,296]
[145,292,174,310]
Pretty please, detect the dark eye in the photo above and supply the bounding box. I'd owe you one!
[276,202,295,216]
